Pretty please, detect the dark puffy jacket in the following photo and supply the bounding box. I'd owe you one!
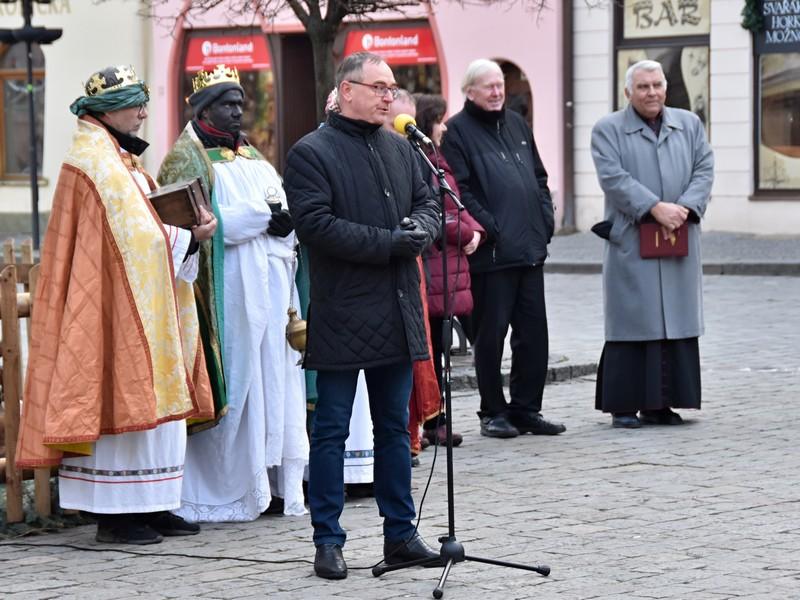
[284,112,439,370]
[421,151,485,317]
[441,101,555,273]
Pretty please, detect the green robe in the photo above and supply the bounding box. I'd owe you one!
[296,245,317,411]
[157,122,227,432]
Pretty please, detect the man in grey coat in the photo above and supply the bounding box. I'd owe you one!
[590,59,714,429]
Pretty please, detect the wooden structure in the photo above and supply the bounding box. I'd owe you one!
[1,238,48,522]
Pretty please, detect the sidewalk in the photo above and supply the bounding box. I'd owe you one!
[1,273,797,599]
[448,230,800,390]
[546,230,800,275]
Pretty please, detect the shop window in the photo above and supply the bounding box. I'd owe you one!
[614,1,709,131]
[753,7,800,194]
[392,64,440,95]
[0,42,45,180]
[180,31,277,166]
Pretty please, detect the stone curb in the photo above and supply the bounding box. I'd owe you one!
[449,361,598,392]
[545,262,800,276]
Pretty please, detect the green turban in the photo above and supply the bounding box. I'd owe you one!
[69,65,150,117]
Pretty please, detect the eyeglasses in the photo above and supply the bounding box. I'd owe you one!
[136,104,148,117]
[347,80,400,100]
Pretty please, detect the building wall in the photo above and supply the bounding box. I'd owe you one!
[148,2,565,225]
[573,2,612,233]
[430,3,565,227]
[1,2,567,232]
[573,0,800,235]
[0,0,149,232]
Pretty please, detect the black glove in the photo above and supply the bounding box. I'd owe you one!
[267,209,294,237]
[390,226,428,258]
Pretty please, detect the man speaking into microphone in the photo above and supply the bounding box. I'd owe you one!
[284,52,440,581]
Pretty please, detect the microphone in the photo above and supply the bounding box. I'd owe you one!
[393,114,433,146]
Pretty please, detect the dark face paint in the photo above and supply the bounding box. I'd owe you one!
[202,89,244,136]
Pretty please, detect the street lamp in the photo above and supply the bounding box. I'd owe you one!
[0,0,62,250]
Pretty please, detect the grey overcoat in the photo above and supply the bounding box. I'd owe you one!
[590,105,714,342]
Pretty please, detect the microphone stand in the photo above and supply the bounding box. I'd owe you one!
[372,139,550,598]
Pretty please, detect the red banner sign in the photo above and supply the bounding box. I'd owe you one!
[344,27,438,65]
[185,35,271,72]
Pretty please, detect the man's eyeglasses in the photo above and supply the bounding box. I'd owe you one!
[347,80,400,100]
[136,104,148,117]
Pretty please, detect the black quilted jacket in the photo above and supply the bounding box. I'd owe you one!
[284,112,439,370]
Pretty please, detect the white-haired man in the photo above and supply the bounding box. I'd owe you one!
[590,59,713,429]
[441,58,564,439]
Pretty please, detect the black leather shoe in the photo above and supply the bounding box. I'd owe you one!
[146,511,200,536]
[345,483,374,499]
[479,415,519,438]
[509,412,566,435]
[612,413,642,429]
[314,544,347,580]
[640,409,684,425]
[384,533,442,567]
[262,497,284,515]
[96,516,163,545]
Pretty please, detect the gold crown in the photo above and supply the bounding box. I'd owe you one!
[85,65,144,97]
[191,64,240,94]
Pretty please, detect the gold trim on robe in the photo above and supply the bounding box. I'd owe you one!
[16,117,213,467]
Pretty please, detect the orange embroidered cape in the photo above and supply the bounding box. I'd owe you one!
[16,117,214,468]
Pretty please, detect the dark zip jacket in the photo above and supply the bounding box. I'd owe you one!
[441,100,555,272]
[284,112,439,370]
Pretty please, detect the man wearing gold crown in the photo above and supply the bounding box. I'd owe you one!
[158,64,309,522]
[15,65,217,544]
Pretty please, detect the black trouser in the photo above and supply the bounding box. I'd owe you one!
[471,266,548,419]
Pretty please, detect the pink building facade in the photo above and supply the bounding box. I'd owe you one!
[146,1,569,228]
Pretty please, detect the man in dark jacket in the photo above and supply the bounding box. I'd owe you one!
[284,52,440,581]
[441,58,565,439]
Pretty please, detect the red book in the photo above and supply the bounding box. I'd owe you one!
[639,222,688,258]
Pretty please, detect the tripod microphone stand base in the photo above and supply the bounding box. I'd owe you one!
[373,536,549,598]
[392,140,551,598]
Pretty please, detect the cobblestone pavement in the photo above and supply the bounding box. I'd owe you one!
[1,275,798,600]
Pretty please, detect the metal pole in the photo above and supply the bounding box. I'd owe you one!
[25,41,40,249]
[22,0,40,249]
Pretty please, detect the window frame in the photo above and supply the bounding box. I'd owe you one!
[0,42,45,182]
[752,41,800,198]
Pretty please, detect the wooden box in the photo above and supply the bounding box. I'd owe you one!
[147,177,210,229]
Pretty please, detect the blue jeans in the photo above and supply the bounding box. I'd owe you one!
[309,362,416,547]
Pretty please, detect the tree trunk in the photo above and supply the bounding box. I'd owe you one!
[307,21,338,123]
